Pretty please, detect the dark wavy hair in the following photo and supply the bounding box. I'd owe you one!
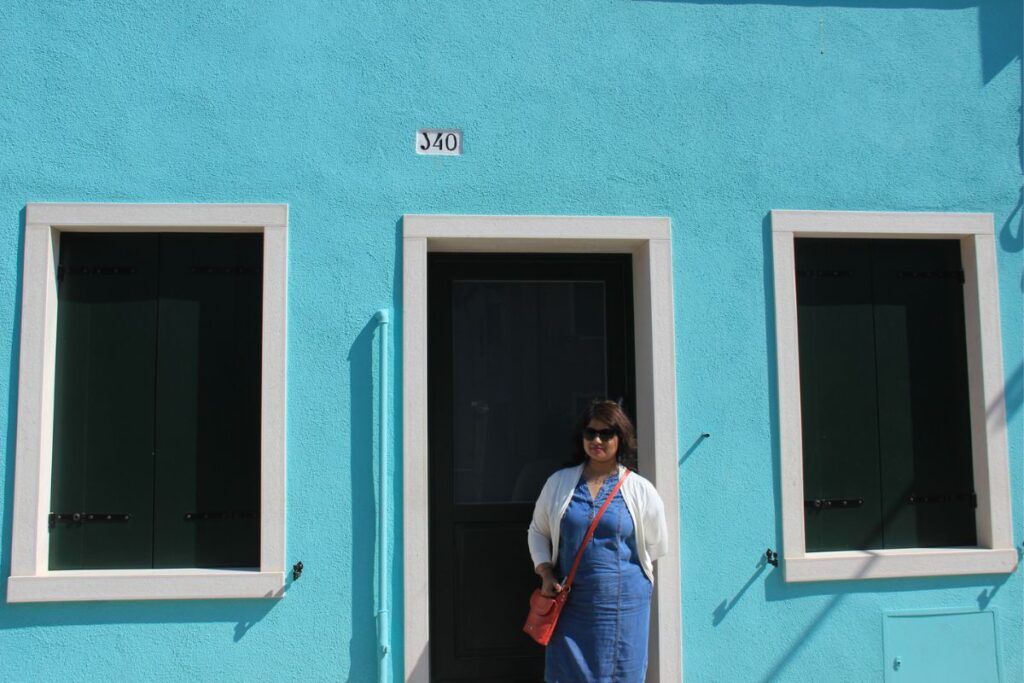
[569,399,638,471]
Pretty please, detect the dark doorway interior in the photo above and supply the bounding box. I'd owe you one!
[427,253,635,682]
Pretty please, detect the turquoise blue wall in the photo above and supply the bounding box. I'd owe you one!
[1,1,1020,680]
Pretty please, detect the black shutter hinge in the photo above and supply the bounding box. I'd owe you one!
[49,512,131,529]
[183,511,257,521]
[896,270,964,283]
[796,269,852,279]
[190,265,261,275]
[805,498,863,510]
[907,492,976,506]
[60,266,136,277]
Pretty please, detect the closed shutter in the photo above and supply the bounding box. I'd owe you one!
[796,239,884,551]
[49,233,262,570]
[796,238,975,551]
[50,234,160,569]
[153,234,262,568]
[871,240,975,548]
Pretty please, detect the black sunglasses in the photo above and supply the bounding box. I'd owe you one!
[582,427,617,441]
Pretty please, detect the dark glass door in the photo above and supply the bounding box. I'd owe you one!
[427,254,635,683]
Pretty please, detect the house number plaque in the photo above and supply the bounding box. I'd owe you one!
[416,129,462,155]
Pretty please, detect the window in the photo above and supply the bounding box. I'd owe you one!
[771,210,1016,582]
[51,232,262,570]
[9,204,287,602]
[797,237,976,551]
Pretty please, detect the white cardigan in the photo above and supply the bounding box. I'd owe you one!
[527,463,668,583]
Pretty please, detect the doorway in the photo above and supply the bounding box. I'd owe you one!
[401,214,682,683]
[427,254,635,682]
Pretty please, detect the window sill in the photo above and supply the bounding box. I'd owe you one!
[7,569,286,603]
[783,547,1019,583]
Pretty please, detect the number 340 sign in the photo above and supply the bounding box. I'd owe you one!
[416,129,462,156]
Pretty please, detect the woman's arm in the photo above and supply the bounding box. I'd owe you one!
[527,518,553,568]
[534,562,563,597]
[527,475,555,566]
[528,476,563,596]
[644,483,669,561]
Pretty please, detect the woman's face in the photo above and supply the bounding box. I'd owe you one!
[582,419,619,466]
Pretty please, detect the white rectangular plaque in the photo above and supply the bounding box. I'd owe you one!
[416,129,462,156]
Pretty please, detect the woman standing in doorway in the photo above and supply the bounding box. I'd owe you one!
[528,400,669,683]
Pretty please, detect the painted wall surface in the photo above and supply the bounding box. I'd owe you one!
[1,1,1021,681]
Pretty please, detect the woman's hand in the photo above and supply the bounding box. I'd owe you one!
[536,563,563,597]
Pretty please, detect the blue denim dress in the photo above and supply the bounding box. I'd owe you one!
[546,472,653,683]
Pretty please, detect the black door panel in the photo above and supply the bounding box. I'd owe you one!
[428,254,635,682]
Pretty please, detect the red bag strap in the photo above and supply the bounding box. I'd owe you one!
[562,468,631,590]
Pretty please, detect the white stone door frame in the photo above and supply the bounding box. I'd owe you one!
[402,215,682,682]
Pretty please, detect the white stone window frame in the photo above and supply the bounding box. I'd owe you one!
[402,215,683,683]
[771,210,1017,582]
[7,203,288,602]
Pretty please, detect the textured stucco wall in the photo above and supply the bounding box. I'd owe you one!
[0,1,1020,681]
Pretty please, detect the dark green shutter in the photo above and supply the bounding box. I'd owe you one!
[796,239,884,551]
[50,234,159,569]
[871,240,975,548]
[795,237,976,551]
[50,233,262,570]
[153,234,262,568]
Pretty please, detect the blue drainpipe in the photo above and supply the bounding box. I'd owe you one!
[374,309,392,683]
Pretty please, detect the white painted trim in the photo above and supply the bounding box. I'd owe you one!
[403,214,671,241]
[401,215,682,683]
[771,210,993,236]
[785,548,1019,583]
[25,203,287,228]
[770,210,1016,582]
[401,236,431,683]
[260,222,289,576]
[8,570,287,602]
[8,203,288,603]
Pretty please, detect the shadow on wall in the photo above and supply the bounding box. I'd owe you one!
[347,315,381,683]
[996,361,1023,424]
[677,432,710,466]
[760,213,786,614]
[756,560,1010,682]
[0,209,27,607]
[1002,188,1024,255]
[637,0,1021,85]
[1000,187,1023,295]
[347,220,403,683]
[709,551,1013,680]
[710,546,1015,680]
[0,591,281,641]
[711,553,772,626]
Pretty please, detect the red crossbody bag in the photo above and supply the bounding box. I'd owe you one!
[523,469,631,646]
